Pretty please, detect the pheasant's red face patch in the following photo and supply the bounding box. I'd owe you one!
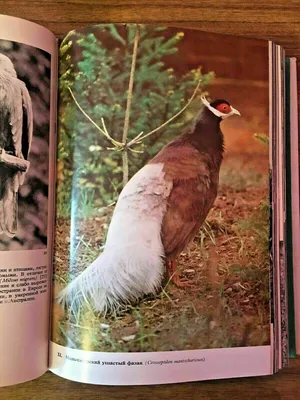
[216,103,231,114]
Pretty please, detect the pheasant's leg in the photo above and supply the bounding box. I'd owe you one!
[166,259,176,280]
[166,259,194,288]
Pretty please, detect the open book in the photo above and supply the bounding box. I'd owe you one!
[0,14,298,387]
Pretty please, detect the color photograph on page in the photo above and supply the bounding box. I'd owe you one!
[52,24,271,354]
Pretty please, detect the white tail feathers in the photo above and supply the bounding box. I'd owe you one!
[56,163,172,314]
[56,242,165,313]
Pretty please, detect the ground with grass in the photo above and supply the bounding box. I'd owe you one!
[52,152,270,352]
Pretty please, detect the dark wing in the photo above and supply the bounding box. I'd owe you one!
[0,83,14,153]
[9,79,33,160]
[14,81,33,186]
[20,81,33,160]
[151,144,218,259]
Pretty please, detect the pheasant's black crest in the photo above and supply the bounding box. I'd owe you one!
[209,99,231,108]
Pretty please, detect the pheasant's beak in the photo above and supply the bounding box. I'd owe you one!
[230,106,241,116]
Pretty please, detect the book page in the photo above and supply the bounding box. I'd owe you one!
[0,15,57,387]
[288,58,300,355]
[50,24,273,384]
[285,57,298,358]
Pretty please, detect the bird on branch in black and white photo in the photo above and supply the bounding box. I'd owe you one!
[0,54,33,237]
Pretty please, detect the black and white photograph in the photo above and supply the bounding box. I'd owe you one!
[0,40,51,251]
